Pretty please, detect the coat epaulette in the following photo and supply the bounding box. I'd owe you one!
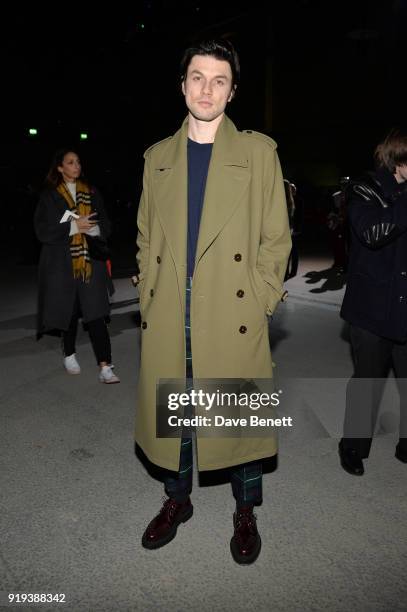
[144,136,173,158]
[241,130,277,150]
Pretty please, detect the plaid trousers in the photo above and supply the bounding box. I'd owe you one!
[164,277,263,506]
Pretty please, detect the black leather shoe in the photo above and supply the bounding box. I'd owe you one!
[230,506,261,565]
[395,444,407,463]
[141,497,193,549]
[338,440,364,476]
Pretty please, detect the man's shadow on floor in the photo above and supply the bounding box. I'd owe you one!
[303,267,347,293]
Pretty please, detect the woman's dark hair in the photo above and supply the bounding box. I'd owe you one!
[45,147,84,188]
[180,39,240,90]
[375,129,407,172]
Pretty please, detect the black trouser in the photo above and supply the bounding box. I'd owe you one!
[62,296,111,364]
[342,324,407,458]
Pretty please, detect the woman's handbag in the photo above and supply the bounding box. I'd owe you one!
[86,235,110,261]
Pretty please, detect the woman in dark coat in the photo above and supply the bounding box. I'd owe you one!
[34,148,120,383]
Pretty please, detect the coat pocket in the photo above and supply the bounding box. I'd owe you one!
[250,267,269,313]
[348,272,391,322]
[138,280,147,314]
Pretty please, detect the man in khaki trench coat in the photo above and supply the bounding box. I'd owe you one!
[135,39,291,564]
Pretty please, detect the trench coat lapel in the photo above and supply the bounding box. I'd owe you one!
[195,116,250,269]
[152,115,250,272]
[152,120,188,270]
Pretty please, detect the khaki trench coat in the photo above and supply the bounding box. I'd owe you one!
[135,115,291,471]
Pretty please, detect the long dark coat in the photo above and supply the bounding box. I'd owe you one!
[34,185,111,333]
[135,115,292,472]
[341,168,407,341]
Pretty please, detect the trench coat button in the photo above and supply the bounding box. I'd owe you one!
[150,289,154,297]
[239,325,247,334]
[156,256,161,264]
[236,289,244,298]
[234,253,242,262]
[401,271,407,277]
[142,321,148,329]
[281,290,288,302]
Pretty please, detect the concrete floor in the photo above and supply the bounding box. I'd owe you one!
[1,255,406,612]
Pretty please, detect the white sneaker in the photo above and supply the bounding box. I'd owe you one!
[63,353,81,375]
[99,365,120,384]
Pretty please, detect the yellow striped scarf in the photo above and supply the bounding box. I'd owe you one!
[57,179,92,282]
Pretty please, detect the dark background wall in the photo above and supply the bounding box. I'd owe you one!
[1,0,406,264]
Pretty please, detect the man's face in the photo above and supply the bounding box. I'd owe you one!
[181,54,235,123]
[395,164,407,183]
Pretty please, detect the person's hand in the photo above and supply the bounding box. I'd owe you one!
[76,213,98,233]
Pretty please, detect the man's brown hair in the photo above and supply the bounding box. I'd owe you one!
[375,129,407,172]
[180,39,240,90]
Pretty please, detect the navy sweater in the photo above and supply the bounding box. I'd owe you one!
[187,138,213,278]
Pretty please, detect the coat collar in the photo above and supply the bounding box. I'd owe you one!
[152,115,250,274]
[152,114,248,170]
[375,167,405,199]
